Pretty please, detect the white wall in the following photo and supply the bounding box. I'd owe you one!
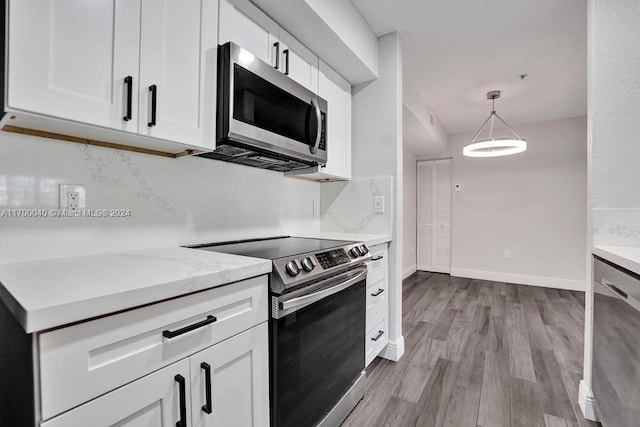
[351,32,404,361]
[590,0,640,209]
[435,117,588,290]
[402,150,416,278]
[582,0,640,419]
[0,132,319,263]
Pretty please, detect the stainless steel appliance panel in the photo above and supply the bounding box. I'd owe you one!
[592,255,640,427]
[200,43,327,171]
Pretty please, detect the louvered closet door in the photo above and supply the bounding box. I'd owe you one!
[417,159,452,273]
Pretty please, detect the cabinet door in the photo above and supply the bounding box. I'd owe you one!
[218,0,280,66]
[42,359,191,427]
[279,31,319,92]
[138,0,218,149]
[190,322,269,427]
[318,61,352,180]
[7,0,140,132]
[417,159,452,273]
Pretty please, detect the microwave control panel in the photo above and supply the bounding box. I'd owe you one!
[315,249,350,270]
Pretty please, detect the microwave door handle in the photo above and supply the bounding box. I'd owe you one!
[310,98,321,154]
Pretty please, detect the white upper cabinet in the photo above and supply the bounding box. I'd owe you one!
[139,0,218,148]
[8,0,141,133]
[278,30,319,93]
[6,0,217,153]
[218,0,280,66]
[219,0,320,92]
[316,61,352,180]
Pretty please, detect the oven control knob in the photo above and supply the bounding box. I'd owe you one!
[285,260,300,276]
[350,247,362,258]
[360,245,369,254]
[302,257,315,272]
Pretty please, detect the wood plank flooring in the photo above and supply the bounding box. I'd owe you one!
[343,272,600,427]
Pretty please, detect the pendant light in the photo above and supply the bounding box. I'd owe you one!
[464,90,527,157]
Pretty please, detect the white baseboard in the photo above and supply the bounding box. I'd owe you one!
[380,336,404,362]
[402,265,417,279]
[578,380,598,421]
[450,267,586,291]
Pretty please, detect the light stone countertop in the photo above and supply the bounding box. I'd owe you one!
[593,245,640,276]
[295,232,392,247]
[0,247,272,333]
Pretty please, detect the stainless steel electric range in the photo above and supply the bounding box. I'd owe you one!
[190,236,372,427]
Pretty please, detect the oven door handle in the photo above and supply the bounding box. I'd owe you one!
[278,267,367,314]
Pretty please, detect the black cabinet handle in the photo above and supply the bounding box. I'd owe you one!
[148,84,157,127]
[123,76,132,121]
[283,49,290,75]
[175,374,187,427]
[371,255,384,261]
[371,330,384,341]
[162,315,217,339]
[201,362,213,414]
[371,288,384,297]
[273,41,280,69]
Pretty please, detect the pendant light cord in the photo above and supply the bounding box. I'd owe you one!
[469,95,523,143]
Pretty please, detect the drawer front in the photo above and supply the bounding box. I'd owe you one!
[366,266,388,317]
[39,275,268,420]
[365,309,388,367]
[366,243,388,274]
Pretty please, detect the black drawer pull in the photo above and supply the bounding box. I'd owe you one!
[201,362,213,414]
[175,374,187,427]
[163,315,216,339]
[283,49,290,75]
[123,76,132,121]
[371,255,384,261]
[148,84,157,127]
[371,288,384,297]
[371,330,384,341]
[273,41,280,69]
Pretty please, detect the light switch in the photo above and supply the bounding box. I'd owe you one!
[374,196,385,213]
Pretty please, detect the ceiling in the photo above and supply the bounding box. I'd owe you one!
[352,0,587,144]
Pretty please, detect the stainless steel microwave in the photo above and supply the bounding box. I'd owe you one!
[199,42,327,172]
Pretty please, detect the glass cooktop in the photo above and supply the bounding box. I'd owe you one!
[188,236,355,260]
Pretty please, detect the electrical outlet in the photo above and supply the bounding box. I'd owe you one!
[504,249,511,259]
[313,200,320,217]
[374,196,385,214]
[68,192,80,211]
[59,185,86,211]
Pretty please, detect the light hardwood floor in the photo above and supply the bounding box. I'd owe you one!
[343,271,600,427]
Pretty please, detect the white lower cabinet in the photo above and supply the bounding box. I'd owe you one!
[38,276,270,427]
[365,243,389,367]
[42,359,191,427]
[190,323,269,427]
[42,324,268,427]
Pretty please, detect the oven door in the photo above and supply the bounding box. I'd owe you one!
[218,42,327,165]
[270,267,366,427]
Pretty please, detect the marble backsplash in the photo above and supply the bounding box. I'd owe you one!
[593,208,640,247]
[320,176,393,234]
[0,132,320,263]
